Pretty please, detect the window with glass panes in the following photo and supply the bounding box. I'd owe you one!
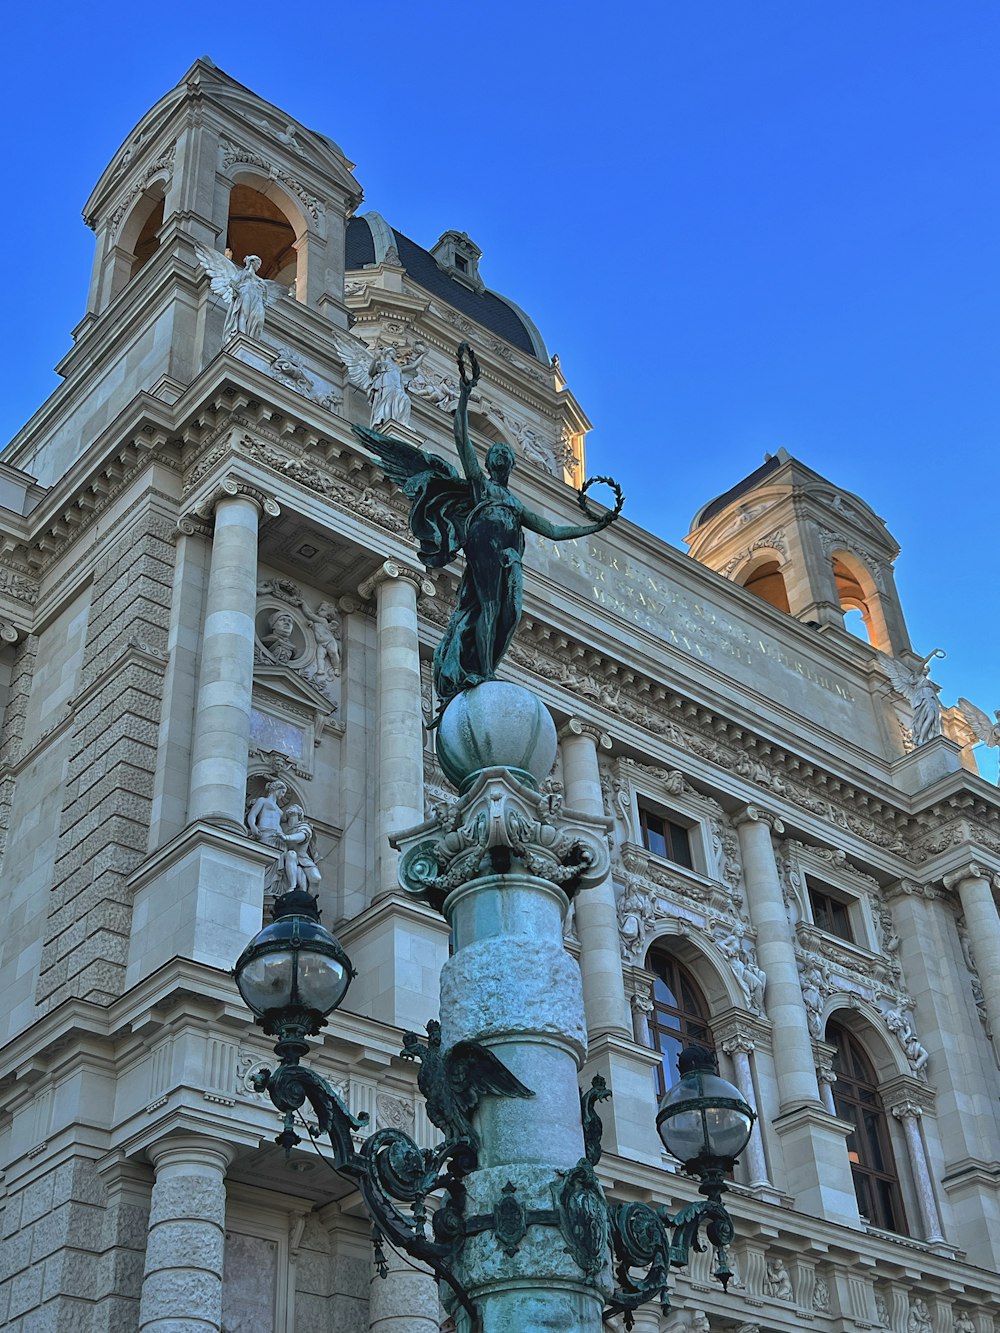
[647,951,714,1099]
[829,1022,907,1234]
[808,881,854,942]
[638,804,694,870]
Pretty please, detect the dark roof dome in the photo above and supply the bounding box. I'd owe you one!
[345,213,547,362]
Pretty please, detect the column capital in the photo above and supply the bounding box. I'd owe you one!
[193,473,281,521]
[734,803,785,834]
[145,1133,237,1176]
[557,716,613,750]
[885,877,942,902]
[358,558,435,601]
[721,1033,756,1056]
[943,863,1000,893]
[889,1099,923,1121]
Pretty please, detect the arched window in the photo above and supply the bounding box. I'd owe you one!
[647,950,715,1099]
[828,1021,907,1234]
[130,194,164,279]
[740,558,790,613]
[227,183,298,285]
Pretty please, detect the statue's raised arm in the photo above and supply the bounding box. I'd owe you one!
[352,341,624,712]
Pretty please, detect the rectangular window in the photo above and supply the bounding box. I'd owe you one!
[638,803,693,870]
[808,881,854,942]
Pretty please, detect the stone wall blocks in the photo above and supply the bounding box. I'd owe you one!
[293,1247,329,1296]
[71,957,127,1003]
[294,1291,339,1333]
[52,1160,106,1209]
[1,1192,23,1239]
[102,1201,150,1252]
[0,1228,32,1281]
[7,1265,43,1320]
[86,899,133,938]
[20,1177,55,1229]
[86,1295,142,1333]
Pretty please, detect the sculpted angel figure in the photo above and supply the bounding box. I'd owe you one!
[353,343,622,706]
[958,697,1000,776]
[333,333,413,429]
[193,245,291,343]
[882,649,946,748]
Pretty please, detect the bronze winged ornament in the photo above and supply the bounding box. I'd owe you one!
[353,343,623,710]
[401,1019,534,1150]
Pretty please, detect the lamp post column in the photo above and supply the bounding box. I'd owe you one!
[187,479,279,829]
[138,1135,236,1332]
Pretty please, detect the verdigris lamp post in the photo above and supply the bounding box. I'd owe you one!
[233,342,755,1331]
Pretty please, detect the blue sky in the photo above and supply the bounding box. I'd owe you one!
[3,3,997,777]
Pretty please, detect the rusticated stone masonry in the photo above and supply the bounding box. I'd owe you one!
[37,508,176,1008]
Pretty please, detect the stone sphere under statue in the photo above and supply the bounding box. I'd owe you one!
[436,682,557,792]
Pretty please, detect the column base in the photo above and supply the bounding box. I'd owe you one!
[125,822,274,987]
[580,1033,664,1166]
[338,894,450,1030]
[771,1103,861,1228]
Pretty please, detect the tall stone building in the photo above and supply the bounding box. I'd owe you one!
[1,58,998,1333]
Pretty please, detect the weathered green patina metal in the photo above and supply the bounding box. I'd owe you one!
[353,344,624,709]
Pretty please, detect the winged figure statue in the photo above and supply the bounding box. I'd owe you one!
[352,343,623,707]
[881,648,945,748]
[959,697,1000,766]
[331,332,413,429]
[193,245,292,343]
[400,1018,533,1150]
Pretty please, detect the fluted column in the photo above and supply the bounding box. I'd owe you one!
[889,1100,945,1244]
[187,479,279,828]
[944,863,1000,1045]
[734,806,821,1109]
[138,1135,236,1332]
[559,718,629,1036]
[721,1034,770,1188]
[360,560,433,899]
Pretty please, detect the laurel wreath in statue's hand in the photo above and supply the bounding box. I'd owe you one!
[577,475,625,525]
[456,342,480,389]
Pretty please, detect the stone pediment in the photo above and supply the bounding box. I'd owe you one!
[252,663,337,722]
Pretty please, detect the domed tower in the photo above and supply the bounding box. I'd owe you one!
[10,59,362,486]
[685,448,912,658]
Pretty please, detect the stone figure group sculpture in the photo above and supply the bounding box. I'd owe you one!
[884,1007,930,1076]
[713,924,766,1013]
[908,1297,932,1333]
[194,245,292,343]
[354,343,623,706]
[246,779,321,895]
[882,649,946,748]
[765,1257,794,1301]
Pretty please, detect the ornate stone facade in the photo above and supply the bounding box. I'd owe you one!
[0,59,998,1333]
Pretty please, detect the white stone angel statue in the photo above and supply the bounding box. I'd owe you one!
[332,332,412,429]
[193,245,292,343]
[958,697,1000,775]
[881,649,946,748]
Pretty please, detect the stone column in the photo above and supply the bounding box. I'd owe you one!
[721,1034,770,1188]
[889,1100,945,1244]
[735,805,859,1226]
[187,479,279,829]
[558,718,629,1038]
[368,1246,440,1333]
[359,560,433,899]
[734,807,820,1109]
[138,1135,236,1332]
[944,864,1000,1045]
